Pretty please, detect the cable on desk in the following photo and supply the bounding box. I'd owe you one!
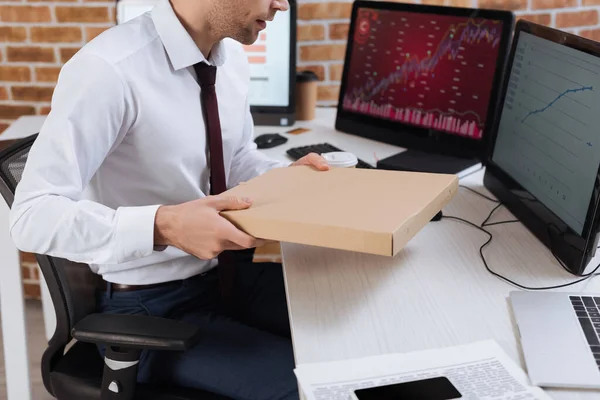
[453,178,600,287]
[442,204,600,290]
[459,185,500,203]
[481,203,504,227]
[482,219,520,227]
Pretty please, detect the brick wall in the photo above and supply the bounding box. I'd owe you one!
[2,0,600,298]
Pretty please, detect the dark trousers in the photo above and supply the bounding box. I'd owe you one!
[96,259,298,400]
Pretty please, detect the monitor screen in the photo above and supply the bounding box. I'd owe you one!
[245,10,292,108]
[342,7,504,140]
[491,31,600,235]
[335,2,514,160]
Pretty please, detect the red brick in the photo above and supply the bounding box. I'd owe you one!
[60,47,80,63]
[329,23,349,41]
[36,67,61,83]
[0,87,7,101]
[7,46,55,62]
[556,10,598,28]
[0,5,51,22]
[317,85,340,102]
[39,106,51,115]
[329,64,344,81]
[516,13,552,26]
[298,3,352,20]
[0,66,31,82]
[20,251,37,263]
[422,0,472,6]
[0,105,36,119]
[21,265,31,280]
[0,123,9,134]
[0,27,26,42]
[300,44,346,62]
[31,26,82,43]
[580,28,600,41]
[23,282,41,299]
[478,0,527,9]
[56,6,110,23]
[86,26,112,42]
[297,65,325,81]
[297,24,325,42]
[11,86,54,102]
[582,0,600,4]
[531,0,577,9]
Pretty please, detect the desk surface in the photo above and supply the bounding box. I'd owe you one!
[273,110,600,400]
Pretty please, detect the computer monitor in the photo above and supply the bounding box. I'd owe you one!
[484,20,600,275]
[335,1,514,173]
[116,0,296,126]
[247,3,296,126]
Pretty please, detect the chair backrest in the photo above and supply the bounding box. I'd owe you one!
[0,134,102,395]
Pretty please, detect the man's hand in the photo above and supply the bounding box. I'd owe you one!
[154,195,264,260]
[291,152,329,171]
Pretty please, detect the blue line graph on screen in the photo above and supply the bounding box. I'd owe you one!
[521,85,593,123]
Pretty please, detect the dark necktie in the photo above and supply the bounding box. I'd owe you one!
[194,62,235,310]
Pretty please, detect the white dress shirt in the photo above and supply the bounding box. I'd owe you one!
[9,0,288,284]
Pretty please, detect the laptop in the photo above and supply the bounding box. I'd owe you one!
[511,291,600,389]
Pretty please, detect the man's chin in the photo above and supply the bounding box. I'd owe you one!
[236,30,259,45]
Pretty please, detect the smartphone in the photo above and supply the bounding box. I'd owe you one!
[350,377,462,400]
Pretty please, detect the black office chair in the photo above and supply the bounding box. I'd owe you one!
[0,134,230,400]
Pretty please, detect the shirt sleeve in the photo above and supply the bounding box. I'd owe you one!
[227,105,291,189]
[9,53,161,266]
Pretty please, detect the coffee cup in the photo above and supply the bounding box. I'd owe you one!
[295,71,318,121]
[321,151,358,168]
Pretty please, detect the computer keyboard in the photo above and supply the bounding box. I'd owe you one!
[286,143,374,169]
[570,295,600,368]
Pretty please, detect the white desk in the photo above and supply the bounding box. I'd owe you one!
[259,109,600,399]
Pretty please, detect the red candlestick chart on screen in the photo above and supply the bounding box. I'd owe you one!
[342,9,504,139]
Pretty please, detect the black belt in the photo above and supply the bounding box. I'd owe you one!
[103,281,175,292]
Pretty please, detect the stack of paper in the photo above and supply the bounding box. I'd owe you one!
[294,340,550,400]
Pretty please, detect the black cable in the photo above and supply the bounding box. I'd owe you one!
[459,185,500,203]
[481,203,504,227]
[443,214,600,290]
[483,219,519,227]
[453,180,600,286]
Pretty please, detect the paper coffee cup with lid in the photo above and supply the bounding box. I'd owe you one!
[321,151,358,168]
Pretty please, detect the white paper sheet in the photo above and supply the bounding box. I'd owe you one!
[294,340,551,400]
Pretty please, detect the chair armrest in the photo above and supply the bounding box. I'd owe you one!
[72,313,201,351]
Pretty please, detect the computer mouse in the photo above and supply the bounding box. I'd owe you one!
[254,133,288,149]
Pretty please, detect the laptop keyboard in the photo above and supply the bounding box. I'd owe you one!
[570,296,600,368]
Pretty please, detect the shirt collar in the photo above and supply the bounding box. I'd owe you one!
[151,0,226,71]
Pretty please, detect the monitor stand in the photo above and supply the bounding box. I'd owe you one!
[376,149,481,177]
[252,111,296,127]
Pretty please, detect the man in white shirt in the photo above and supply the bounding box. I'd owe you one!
[9,0,328,398]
